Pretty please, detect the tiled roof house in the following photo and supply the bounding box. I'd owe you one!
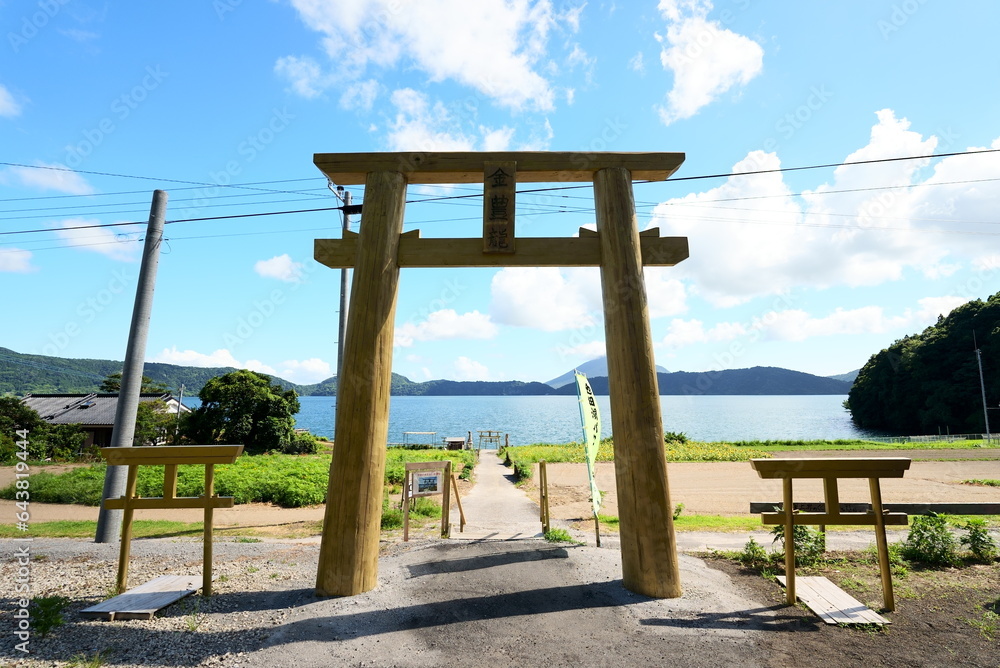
[22,393,189,448]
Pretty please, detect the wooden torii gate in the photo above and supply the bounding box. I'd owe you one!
[313,152,689,599]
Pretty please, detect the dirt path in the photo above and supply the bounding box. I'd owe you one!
[524,454,1000,522]
[455,452,549,538]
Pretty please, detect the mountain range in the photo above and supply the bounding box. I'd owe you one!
[0,347,855,397]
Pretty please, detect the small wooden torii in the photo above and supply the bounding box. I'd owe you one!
[312,152,689,598]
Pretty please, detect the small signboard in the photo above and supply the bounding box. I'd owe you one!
[402,461,466,541]
[412,471,442,496]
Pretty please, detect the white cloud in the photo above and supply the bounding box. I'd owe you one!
[651,110,1000,305]
[282,0,567,110]
[275,358,333,384]
[628,52,645,74]
[386,88,475,152]
[453,356,491,381]
[0,248,35,273]
[557,340,607,359]
[386,88,517,153]
[655,0,763,124]
[152,347,245,369]
[254,254,304,283]
[56,219,141,261]
[395,309,498,347]
[490,267,602,331]
[644,268,688,318]
[340,79,379,110]
[151,347,333,384]
[2,162,94,194]
[658,318,745,349]
[657,297,970,351]
[0,84,21,117]
[274,55,334,98]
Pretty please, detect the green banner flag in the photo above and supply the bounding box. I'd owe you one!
[575,372,602,517]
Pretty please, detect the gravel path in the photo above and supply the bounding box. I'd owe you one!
[2,456,783,667]
[454,453,554,538]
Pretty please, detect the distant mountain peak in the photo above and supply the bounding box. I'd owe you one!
[545,355,668,388]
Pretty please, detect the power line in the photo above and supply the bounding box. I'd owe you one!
[0,177,327,203]
[0,162,325,196]
[3,148,998,240]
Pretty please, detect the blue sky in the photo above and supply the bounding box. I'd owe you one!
[2,0,999,386]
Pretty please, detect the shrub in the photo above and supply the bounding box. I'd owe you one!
[902,513,960,566]
[673,503,684,520]
[739,537,770,569]
[544,528,579,543]
[381,498,403,530]
[770,515,826,566]
[31,595,72,637]
[281,431,320,455]
[961,518,997,562]
[664,431,689,444]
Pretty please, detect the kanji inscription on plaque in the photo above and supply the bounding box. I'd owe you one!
[483,161,515,253]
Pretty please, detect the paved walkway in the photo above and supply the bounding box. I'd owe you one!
[452,453,553,540]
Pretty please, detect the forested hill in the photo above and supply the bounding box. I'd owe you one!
[551,366,851,395]
[847,291,999,434]
[3,346,850,398]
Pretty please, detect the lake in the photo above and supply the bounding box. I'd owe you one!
[266,394,883,444]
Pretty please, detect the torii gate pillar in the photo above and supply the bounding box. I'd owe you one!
[314,152,686,599]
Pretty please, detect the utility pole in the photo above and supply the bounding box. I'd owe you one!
[336,187,352,380]
[174,383,185,442]
[976,345,991,444]
[95,190,168,543]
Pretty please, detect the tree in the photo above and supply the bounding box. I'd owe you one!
[0,399,86,462]
[99,372,169,394]
[848,291,999,434]
[133,400,180,446]
[182,370,300,454]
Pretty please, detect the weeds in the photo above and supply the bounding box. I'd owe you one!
[967,609,1000,640]
[960,518,998,562]
[184,600,202,632]
[544,528,581,544]
[67,650,111,668]
[902,513,960,566]
[770,518,827,566]
[673,503,685,520]
[738,537,771,569]
[30,595,72,637]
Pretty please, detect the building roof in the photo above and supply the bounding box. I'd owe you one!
[22,393,189,427]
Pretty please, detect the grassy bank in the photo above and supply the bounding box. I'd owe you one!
[500,439,771,480]
[0,448,474,509]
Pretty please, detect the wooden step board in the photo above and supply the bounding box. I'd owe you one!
[777,576,890,625]
[450,530,543,541]
[80,575,200,621]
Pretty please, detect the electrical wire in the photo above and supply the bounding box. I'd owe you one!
[2,148,998,243]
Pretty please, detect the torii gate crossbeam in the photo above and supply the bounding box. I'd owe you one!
[313,152,688,599]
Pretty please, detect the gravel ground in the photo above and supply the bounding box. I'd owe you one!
[2,536,780,667]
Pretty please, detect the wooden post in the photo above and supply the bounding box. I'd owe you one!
[450,472,466,532]
[115,464,139,594]
[593,166,681,598]
[539,460,550,534]
[820,476,839,551]
[441,461,452,538]
[783,478,795,605]
[316,170,407,596]
[203,464,215,597]
[402,472,411,543]
[869,477,895,611]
